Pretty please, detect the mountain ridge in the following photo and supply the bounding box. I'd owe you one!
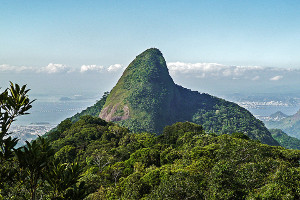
[269,111,288,121]
[266,109,300,139]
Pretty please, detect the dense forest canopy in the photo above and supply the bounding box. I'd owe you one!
[31,117,300,199]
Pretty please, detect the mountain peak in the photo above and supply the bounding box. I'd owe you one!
[269,111,288,121]
[292,109,300,120]
[99,48,279,146]
[122,48,173,86]
[99,48,176,132]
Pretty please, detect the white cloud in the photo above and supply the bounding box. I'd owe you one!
[167,62,299,81]
[1,62,299,82]
[0,63,72,74]
[167,62,225,73]
[80,65,104,73]
[167,62,266,77]
[167,62,229,78]
[0,63,124,74]
[107,64,123,72]
[270,75,283,81]
[0,64,34,72]
[38,63,72,74]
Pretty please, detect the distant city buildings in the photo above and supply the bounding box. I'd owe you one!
[9,124,55,147]
[237,101,289,109]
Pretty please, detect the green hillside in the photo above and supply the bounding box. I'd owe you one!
[99,48,278,146]
[270,128,300,150]
[266,110,300,139]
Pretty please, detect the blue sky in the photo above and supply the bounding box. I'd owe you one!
[1,0,300,98]
[1,0,300,67]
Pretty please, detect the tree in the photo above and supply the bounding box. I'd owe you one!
[45,160,84,199]
[15,137,54,200]
[0,82,85,199]
[0,82,34,193]
[0,82,34,138]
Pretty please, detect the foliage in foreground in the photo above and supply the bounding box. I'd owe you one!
[0,83,85,200]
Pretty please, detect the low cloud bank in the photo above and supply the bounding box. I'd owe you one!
[1,62,300,82]
[0,63,123,74]
[167,62,300,81]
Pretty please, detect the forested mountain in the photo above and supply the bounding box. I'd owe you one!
[266,109,300,139]
[97,48,278,146]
